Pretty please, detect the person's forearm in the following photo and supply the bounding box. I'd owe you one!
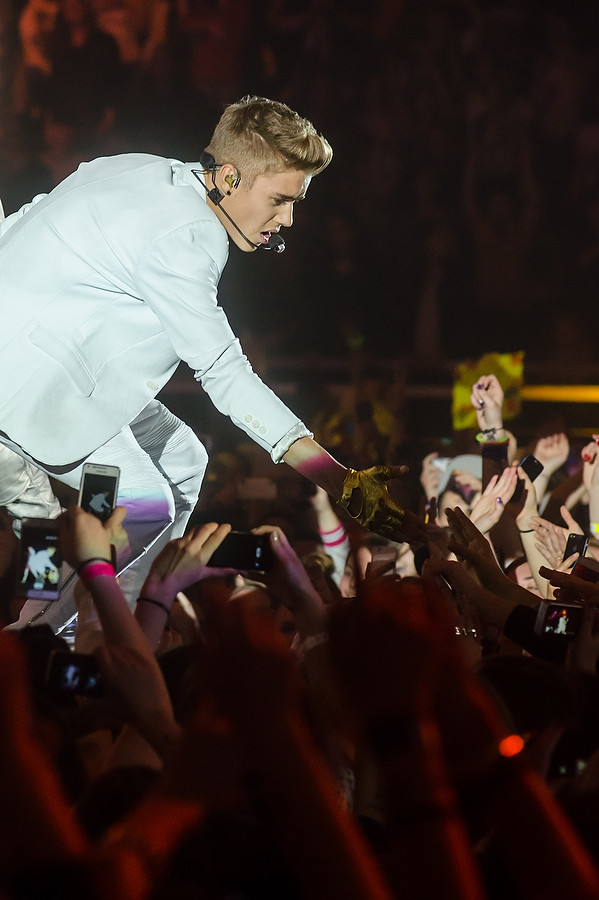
[86,574,154,657]
[519,531,552,597]
[283,437,347,499]
[244,711,394,900]
[588,484,599,534]
[0,735,88,870]
[490,767,599,899]
[376,717,485,900]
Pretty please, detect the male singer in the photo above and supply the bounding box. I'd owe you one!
[0,95,420,630]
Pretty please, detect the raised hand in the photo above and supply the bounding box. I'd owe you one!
[470,374,504,434]
[420,452,443,501]
[57,505,114,569]
[469,466,518,534]
[533,433,569,477]
[140,522,233,601]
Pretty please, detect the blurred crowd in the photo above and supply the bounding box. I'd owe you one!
[2,0,599,362]
[4,373,599,898]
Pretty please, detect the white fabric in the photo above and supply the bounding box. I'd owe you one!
[0,154,307,469]
[8,400,206,632]
[0,154,310,631]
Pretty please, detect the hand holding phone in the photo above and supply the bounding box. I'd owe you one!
[206,532,273,572]
[45,650,103,697]
[534,600,583,638]
[511,454,544,504]
[562,533,589,565]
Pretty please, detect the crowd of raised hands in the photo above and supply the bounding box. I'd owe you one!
[5,377,599,898]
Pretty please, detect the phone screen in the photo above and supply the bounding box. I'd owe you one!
[535,602,583,638]
[45,651,103,697]
[18,518,62,600]
[207,532,273,571]
[78,466,119,522]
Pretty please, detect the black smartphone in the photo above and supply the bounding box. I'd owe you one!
[17,517,62,600]
[534,600,583,639]
[562,533,589,564]
[206,532,274,572]
[78,463,120,522]
[512,454,545,503]
[519,454,544,483]
[45,650,103,697]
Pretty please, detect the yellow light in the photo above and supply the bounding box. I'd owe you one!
[521,386,599,404]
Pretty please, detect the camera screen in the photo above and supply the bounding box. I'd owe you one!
[59,662,101,694]
[207,532,273,571]
[46,652,103,697]
[19,523,62,599]
[540,604,583,638]
[80,472,118,522]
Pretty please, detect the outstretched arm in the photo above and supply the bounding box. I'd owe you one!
[284,436,427,546]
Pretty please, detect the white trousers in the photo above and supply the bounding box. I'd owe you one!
[7,400,208,633]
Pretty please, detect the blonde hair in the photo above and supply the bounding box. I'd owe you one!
[204,95,333,187]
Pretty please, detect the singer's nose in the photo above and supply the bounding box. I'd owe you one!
[276,202,294,228]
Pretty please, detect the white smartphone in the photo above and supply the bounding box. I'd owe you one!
[78,463,120,523]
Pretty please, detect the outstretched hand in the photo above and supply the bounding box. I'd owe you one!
[338,465,428,546]
[469,466,518,534]
[141,522,234,601]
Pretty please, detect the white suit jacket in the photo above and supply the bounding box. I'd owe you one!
[0,154,309,470]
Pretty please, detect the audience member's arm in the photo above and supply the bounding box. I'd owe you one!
[532,433,569,508]
[135,521,232,651]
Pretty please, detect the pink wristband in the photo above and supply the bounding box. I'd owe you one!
[319,523,347,547]
[79,561,115,584]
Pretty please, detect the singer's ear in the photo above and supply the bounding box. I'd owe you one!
[219,163,241,193]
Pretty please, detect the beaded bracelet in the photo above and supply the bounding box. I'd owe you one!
[137,596,170,617]
[475,431,509,445]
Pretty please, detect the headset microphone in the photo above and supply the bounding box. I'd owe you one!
[263,233,285,253]
[192,153,285,253]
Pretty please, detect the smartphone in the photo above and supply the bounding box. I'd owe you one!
[562,533,589,564]
[559,556,599,603]
[534,600,584,638]
[17,517,62,600]
[512,454,545,503]
[206,532,274,572]
[45,650,103,697]
[78,463,120,522]
[519,454,544,483]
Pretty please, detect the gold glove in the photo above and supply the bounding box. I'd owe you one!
[338,466,406,539]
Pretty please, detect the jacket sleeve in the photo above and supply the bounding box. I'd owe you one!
[134,220,312,461]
